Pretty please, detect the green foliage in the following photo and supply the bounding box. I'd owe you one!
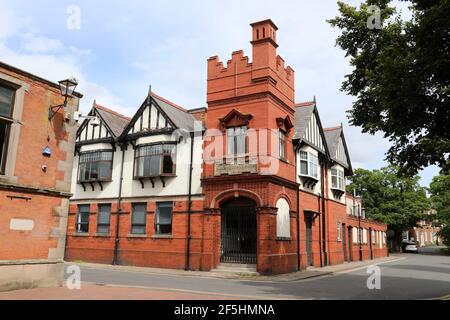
[328,0,450,176]
[429,169,450,246]
[347,165,429,232]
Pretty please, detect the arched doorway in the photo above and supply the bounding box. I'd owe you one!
[220,197,257,264]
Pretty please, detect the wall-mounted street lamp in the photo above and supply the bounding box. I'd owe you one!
[48,78,78,120]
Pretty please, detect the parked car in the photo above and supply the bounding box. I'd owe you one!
[402,240,419,253]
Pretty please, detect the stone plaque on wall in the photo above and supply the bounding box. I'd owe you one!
[214,163,259,176]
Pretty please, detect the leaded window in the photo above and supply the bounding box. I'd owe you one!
[78,151,113,182]
[135,144,176,178]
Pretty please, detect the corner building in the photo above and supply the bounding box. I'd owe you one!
[65,19,388,275]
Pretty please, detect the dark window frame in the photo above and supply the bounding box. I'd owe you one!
[134,142,177,179]
[155,202,173,235]
[131,203,147,235]
[76,204,90,234]
[0,81,17,175]
[77,150,114,183]
[97,204,111,234]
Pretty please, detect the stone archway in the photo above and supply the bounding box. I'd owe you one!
[220,197,257,265]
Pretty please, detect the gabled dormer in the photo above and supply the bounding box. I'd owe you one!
[293,100,329,154]
[324,125,353,200]
[76,101,130,148]
[324,125,352,174]
[119,90,199,189]
[119,91,197,144]
[75,102,130,192]
[293,100,329,190]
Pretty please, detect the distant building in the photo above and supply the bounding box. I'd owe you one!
[403,209,442,246]
[64,19,388,275]
[0,62,81,291]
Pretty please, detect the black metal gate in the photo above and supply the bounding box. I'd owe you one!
[221,206,257,264]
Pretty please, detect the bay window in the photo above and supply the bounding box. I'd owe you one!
[227,126,247,156]
[135,143,176,178]
[299,151,319,179]
[331,168,345,190]
[0,84,15,174]
[78,151,113,182]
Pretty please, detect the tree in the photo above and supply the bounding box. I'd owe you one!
[429,170,450,246]
[347,165,429,249]
[328,0,450,176]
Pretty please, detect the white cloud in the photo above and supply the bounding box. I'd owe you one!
[21,33,64,53]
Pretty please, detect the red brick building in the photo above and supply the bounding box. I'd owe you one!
[0,62,81,291]
[65,19,387,275]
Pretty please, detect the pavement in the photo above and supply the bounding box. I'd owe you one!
[0,251,449,300]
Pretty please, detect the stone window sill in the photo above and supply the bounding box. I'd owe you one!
[276,237,292,241]
[94,233,111,238]
[73,233,90,237]
[127,234,147,239]
[152,234,173,239]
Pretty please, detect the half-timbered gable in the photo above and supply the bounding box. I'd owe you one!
[324,126,352,173]
[72,103,130,195]
[76,103,129,146]
[293,101,329,194]
[324,125,353,202]
[293,101,328,154]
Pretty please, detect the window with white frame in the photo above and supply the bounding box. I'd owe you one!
[383,232,386,244]
[227,126,247,156]
[371,230,376,244]
[353,227,358,244]
[279,130,286,160]
[331,168,345,190]
[276,198,291,239]
[299,151,319,179]
[363,229,368,244]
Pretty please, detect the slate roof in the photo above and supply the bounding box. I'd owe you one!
[94,104,131,138]
[151,93,198,132]
[324,126,342,159]
[293,101,315,140]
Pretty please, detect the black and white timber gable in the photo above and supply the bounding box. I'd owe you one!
[324,125,353,175]
[119,92,197,144]
[75,102,130,152]
[293,101,329,156]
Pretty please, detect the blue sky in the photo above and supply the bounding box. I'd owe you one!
[0,0,440,186]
